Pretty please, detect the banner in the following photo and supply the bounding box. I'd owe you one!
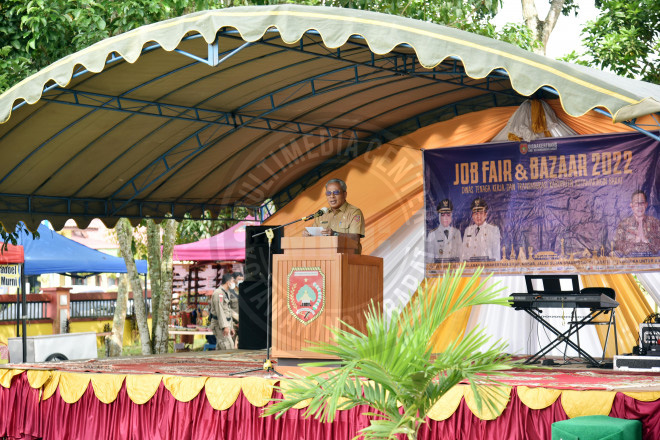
[0,264,21,294]
[423,131,660,276]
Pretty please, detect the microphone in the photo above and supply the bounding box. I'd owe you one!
[302,207,329,221]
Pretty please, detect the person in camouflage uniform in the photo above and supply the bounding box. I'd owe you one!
[228,271,243,347]
[209,273,235,350]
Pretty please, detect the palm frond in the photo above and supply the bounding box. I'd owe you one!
[264,264,518,440]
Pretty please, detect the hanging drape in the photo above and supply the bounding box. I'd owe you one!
[635,272,660,313]
[582,274,655,357]
[264,100,659,355]
[371,208,425,319]
[491,100,578,142]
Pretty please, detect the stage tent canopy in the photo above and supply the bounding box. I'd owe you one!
[0,5,660,357]
[0,5,659,232]
[172,217,259,261]
[11,223,148,276]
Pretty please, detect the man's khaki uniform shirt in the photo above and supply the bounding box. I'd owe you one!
[313,202,365,252]
[313,202,365,235]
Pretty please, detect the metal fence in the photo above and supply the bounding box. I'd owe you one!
[70,298,152,318]
[0,298,152,321]
[0,301,49,321]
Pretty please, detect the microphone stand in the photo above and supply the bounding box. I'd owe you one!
[230,212,322,376]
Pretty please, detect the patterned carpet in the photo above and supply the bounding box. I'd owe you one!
[9,349,277,377]
[7,351,660,390]
[486,366,660,392]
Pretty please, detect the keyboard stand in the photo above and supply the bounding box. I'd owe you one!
[570,308,618,365]
[521,307,615,366]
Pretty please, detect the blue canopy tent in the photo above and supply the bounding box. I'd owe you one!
[16,223,147,276]
[4,223,148,361]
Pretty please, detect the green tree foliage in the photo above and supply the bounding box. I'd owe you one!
[0,223,38,251]
[322,0,540,49]
[520,0,578,54]
[0,0,543,93]
[176,208,249,244]
[322,0,498,34]
[576,0,660,84]
[265,265,516,440]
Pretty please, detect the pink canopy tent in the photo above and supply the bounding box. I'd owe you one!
[172,217,260,262]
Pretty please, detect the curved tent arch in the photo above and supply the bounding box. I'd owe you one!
[0,5,658,231]
[3,6,659,121]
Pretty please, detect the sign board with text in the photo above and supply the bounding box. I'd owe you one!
[0,264,21,294]
[423,131,660,276]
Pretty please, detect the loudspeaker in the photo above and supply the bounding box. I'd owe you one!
[641,324,660,355]
[238,280,270,349]
[244,225,283,282]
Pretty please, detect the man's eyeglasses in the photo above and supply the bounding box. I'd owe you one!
[326,190,343,196]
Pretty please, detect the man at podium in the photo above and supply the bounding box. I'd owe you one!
[303,178,365,254]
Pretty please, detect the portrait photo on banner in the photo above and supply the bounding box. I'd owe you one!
[423,131,660,277]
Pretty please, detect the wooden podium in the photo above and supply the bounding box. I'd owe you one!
[272,236,383,359]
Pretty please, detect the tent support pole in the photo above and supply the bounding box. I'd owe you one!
[15,265,21,337]
[21,264,27,362]
[144,273,148,313]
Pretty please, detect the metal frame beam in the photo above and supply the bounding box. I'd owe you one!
[12,33,210,114]
[101,72,400,213]
[262,93,527,213]
[144,34,517,205]
[0,193,259,222]
[222,30,517,99]
[602,111,660,142]
[16,29,516,219]
[166,76,431,206]
[31,52,404,208]
[99,66,452,210]
[7,28,656,223]
[41,88,372,141]
[28,62,393,211]
[2,36,258,195]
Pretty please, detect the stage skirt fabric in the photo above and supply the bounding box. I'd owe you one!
[1,370,660,440]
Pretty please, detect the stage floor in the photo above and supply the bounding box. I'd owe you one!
[6,350,660,393]
[3,351,660,440]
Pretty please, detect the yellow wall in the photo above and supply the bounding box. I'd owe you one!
[0,322,53,345]
[0,318,152,348]
[69,320,138,348]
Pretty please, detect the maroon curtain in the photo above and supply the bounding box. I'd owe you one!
[610,393,660,439]
[1,373,658,440]
[419,387,569,440]
[0,373,41,440]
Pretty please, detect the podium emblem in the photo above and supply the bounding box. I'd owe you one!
[287,267,325,325]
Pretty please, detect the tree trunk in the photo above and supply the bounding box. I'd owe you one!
[147,220,162,350]
[154,219,177,353]
[521,0,566,55]
[108,274,128,357]
[116,218,152,355]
